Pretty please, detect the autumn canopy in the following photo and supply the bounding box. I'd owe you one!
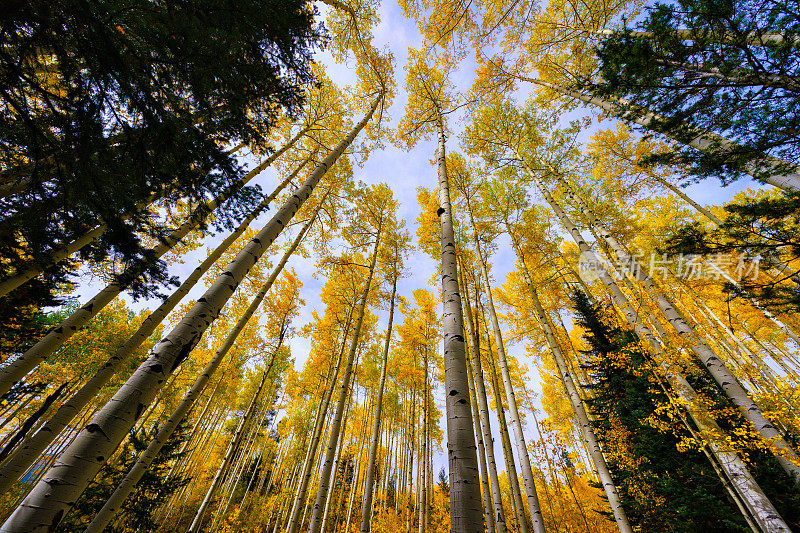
[0,0,799,531]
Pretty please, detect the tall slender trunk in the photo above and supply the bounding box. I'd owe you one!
[503,222,631,531]
[83,205,318,533]
[464,209,545,533]
[520,161,791,532]
[522,77,800,191]
[541,166,800,479]
[466,351,497,533]
[286,307,354,533]
[320,380,355,533]
[481,318,528,533]
[406,389,416,533]
[307,212,384,533]
[434,118,483,532]
[0,155,314,496]
[0,95,381,533]
[419,345,429,533]
[190,368,271,533]
[529,287,632,533]
[360,270,398,532]
[459,267,507,533]
[0,126,311,398]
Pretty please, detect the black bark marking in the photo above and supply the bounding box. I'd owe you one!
[134,402,146,421]
[171,335,198,372]
[449,390,459,396]
[150,364,164,375]
[51,509,64,530]
[437,207,445,216]
[85,423,109,440]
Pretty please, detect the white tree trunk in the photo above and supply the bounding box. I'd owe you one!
[285,309,353,533]
[434,119,483,533]
[469,228,546,533]
[0,95,380,533]
[360,272,398,532]
[0,155,313,495]
[0,126,311,399]
[521,161,791,532]
[459,271,507,533]
[525,282,632,533]
[307,213,384,533]
[466,358,497,533]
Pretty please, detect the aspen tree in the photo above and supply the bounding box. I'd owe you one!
[400,49,483,531]
[0,94,382,533]
[83,204,318,533]
[478,301,529,533]
[466,355,496,533]
[308,185,387,533]
[285,307,354,532]
[190,370,272,532]
[459,268,508,533]
[0,125,312,400]
[452,158,546,532]
[361,235,403,532]
[285,307,353,533]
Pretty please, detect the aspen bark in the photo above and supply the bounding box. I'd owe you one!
[0,126,311,399]
[481,317,529,533]
[0,95,381,533]
[434,119,483,533]
[83,204,318,533]
[466,359,496,533]
[320,381,354,533]
[459,268,507,533]
[503,215,630,531]
[360,270,398,532]
[0,156,314,496]
[471,246,545,533]
[307,212,383,533]
[520,161,791,532]
[527,286,632,533]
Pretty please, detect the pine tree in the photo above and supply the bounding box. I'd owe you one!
[0,0,323,304]
[573,289,800,531]
[592,0,800,187]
